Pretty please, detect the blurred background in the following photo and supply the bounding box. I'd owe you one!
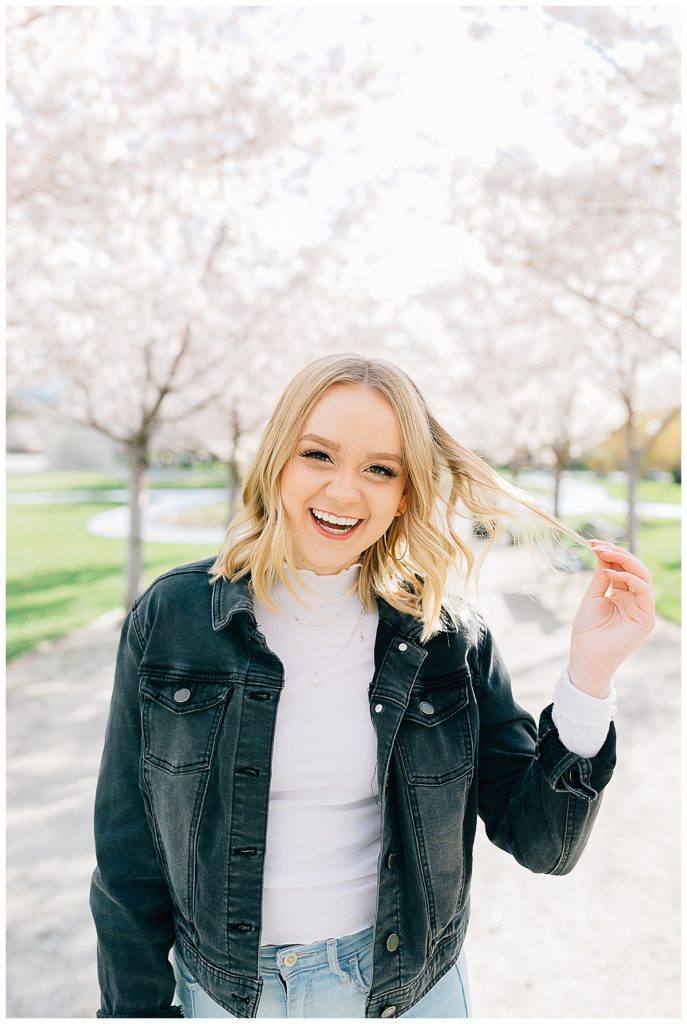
[6,5,681,1019]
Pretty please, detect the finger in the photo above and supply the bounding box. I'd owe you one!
[600,569,655,614]
[583,560,626,600]
[590,544,652,584]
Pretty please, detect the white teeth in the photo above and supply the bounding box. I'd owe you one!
[311,508,360,526]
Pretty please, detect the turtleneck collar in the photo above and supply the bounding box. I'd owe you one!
[270,560,363,621]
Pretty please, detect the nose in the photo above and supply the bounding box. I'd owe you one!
[324,468,361,506]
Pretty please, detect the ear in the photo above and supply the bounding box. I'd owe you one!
[396,490,408,516]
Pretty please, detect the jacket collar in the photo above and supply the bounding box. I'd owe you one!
[211,570,427,642]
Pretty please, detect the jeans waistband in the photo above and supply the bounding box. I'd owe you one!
[258,923,374,972]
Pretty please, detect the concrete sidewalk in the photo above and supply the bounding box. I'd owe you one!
[6,544,680,1018]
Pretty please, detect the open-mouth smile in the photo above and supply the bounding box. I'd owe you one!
[308,507,364,539]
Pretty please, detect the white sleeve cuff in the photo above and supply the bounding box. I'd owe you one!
[551,665,617,758]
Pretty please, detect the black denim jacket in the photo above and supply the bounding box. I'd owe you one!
[90,558,616,1018]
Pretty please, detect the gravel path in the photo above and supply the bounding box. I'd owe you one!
[6,545,680,1018]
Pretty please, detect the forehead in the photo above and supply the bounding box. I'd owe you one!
[303,383,402,440]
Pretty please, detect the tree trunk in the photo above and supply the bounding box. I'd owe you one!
[226,456,241,523]
[552,459,562,519]
[126,440,148,610]
[226,405,242,524]
[625,414,639,554]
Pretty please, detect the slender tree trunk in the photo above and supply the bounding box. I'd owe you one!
[552,460,562,519]
[126,440,148,609]
[625,413,639,554]
[226,405,242,523]
[551,443,570,520]
[226,456,241,523]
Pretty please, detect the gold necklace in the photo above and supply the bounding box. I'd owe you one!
[279,604,367,687]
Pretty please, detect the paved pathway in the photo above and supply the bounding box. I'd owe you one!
[6,544,680,1018]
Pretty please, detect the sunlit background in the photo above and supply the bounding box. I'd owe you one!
[6,5,681,1019]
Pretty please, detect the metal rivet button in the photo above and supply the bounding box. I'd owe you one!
[173,688,191,703]
[419,701,435,715]
[381,1006,397,1017]
[386,933,399,952]
[387,852,396,869]
[283,952,298,966]
[374,703,384,713]
[398,642,408,651]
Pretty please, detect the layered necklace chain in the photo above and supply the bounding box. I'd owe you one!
[279,600,367,687]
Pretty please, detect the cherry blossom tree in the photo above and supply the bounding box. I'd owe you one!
[6,6,395,606]
[427,6,680,551]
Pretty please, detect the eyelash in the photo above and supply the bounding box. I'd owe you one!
[299,450,399,479]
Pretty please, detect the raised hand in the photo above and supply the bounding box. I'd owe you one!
[567,540,656,698]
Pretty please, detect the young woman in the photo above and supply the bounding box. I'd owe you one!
[90,354,655,1018]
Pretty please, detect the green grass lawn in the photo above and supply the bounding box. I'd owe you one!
[6,467,227,492]
[6,503,214,661]
[596,478,681,504]
[6,490,681,662]
[499,469,681,505]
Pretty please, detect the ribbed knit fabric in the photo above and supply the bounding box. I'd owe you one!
[253,561,381,944]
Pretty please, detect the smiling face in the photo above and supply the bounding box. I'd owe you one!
[279,383,409,575]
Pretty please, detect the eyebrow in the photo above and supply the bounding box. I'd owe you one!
[300,434,404,465]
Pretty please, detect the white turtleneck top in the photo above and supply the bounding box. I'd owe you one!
[252,561,616,946]
[253,561,379,945]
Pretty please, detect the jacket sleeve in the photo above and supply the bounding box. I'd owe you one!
[89,605,184,1017]
[474,615,616,875]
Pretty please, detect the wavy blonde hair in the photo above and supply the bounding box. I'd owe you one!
[209,353,591,643]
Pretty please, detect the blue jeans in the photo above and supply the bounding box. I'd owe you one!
[171,925,470,1018]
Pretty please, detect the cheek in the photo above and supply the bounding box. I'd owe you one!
[279,463,310,510]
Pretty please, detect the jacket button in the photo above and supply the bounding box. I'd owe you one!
[387,852,396,869]
[398,643,408,651]
[386,933,399,952]
[374,703,384,713]
[173,688,191,703]
[381,1006,397,1017]
[419,701,434,715]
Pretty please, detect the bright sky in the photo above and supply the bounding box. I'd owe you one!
[254,5,611,299]
[17,4,677,306]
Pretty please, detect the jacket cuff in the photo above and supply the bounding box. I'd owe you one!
[536,702,616,800]
[96,1007,184,1018]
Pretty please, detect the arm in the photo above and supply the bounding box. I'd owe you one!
[476,539,655,874]
[475,617,616,875]
[89,606,184,1018]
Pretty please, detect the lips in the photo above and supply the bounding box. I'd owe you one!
[308,508,364,539]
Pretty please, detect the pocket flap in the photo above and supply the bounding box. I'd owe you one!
[404,667,472,727]
[141,674,231,714]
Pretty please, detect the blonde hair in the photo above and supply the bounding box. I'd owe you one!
[209,353,591,644]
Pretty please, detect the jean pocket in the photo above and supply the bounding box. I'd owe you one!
[348,943,374,995]
[141,673,233,774]
[396,669,474,785]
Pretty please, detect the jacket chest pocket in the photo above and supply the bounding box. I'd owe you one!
[140,675,233,775]
[396,669,474,785]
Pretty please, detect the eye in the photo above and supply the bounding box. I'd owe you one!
[301,448,333,464]
[370,463,399,478]
[298,450,398,479]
